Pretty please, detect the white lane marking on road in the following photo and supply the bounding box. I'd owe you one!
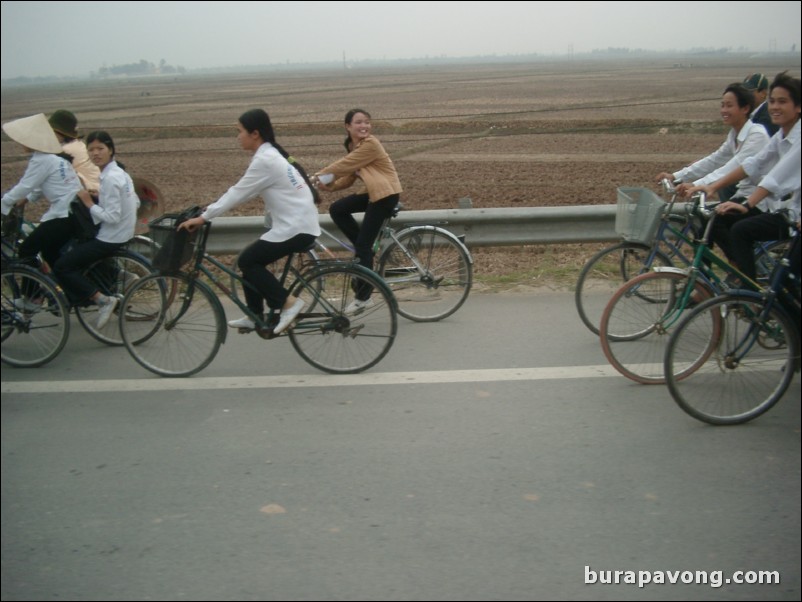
[2,365,620,394]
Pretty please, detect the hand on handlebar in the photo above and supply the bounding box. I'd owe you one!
[682,184,713,199]
[178,216,206,232]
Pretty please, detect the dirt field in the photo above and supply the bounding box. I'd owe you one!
[3,56,799,288]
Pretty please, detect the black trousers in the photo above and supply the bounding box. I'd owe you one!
[729,212,792,281]
[329,193,400,300]
[709,205,764,263]
[53,238,124,303]
[18,217,75,270]
[237,234,317,314]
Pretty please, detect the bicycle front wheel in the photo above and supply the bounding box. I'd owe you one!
[120,273,225,377]
[378,226,472,322]
[1,266,70,367]
[575,242,673,336]
[74,249,153,346]
[665,293,799,425]
[600,270,713,384]
[288,264,397,373]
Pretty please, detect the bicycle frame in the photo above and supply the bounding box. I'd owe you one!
[174,223,362,339]
[316,219,471,285]
[627,199,761,331]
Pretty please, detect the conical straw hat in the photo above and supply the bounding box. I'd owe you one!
[2,113,63,154]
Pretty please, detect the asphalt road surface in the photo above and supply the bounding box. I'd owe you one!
[2,291,800,601]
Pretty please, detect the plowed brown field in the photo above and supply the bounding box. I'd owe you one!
[3,56,798,288]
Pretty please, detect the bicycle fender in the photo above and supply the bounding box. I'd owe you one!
[393,225,474,263]
[652,266,688,276]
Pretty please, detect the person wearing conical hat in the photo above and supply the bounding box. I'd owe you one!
[1,113,82,270]
[48,109,101,193]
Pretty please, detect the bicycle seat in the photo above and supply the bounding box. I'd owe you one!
[391,202,403,218]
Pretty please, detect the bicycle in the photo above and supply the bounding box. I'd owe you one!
[663,232,800,425]
[119,207,398,377]
[1,257,71,367]
[598,195,792,384]
[311,205,473,322]
[575,182,786,335]
[1,205,154,347]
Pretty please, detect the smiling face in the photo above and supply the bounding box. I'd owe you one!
[720,91,751,130]
[87,139,113,170]
[768,86,801,134]
[345,112,372,144]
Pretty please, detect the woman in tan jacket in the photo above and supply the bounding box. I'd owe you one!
[315,108,402,312]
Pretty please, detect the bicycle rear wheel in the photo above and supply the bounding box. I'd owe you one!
[288,264,397,373]
[575,242,672,336]
[74,249,153,345]
[1,266,70,367]
[378,226,472,322]
[665,293,799,425]
[599,270,713,384]
[120,273,225,377]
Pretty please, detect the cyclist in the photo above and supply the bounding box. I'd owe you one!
[179,109,320,335]
[1,113,82,271]
[52,131,140,328]
[313,108,403,313]
[686,71,801,282]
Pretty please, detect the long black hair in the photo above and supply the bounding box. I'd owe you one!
[239,109,320,204]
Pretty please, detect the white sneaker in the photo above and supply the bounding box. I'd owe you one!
[95,296,119,329]
[228,316,255,330]
[14,297,41,312]
[345,298,375,315]
[273,298,305,334]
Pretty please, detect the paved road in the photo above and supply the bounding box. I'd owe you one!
[2,291,800,601]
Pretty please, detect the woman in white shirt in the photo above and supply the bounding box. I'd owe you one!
[52,131,140,328]
[1,113,82,269]
[179,109,321,335]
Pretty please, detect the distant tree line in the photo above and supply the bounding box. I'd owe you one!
[94,59,186,78]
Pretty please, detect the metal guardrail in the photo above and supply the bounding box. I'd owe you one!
[202,203,694,255]
[204,206,608,255]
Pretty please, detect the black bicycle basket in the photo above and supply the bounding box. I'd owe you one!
[149,206,202,273]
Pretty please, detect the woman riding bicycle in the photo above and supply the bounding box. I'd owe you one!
[179,108,321,335]
[313,108,403,313]
[52,131,140,329]
[1,114,82,270]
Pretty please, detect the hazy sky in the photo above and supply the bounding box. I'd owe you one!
[2,0,800,79]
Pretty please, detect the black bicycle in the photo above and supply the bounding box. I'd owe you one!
[119,207,399,377]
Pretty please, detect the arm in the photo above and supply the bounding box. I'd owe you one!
[1,154,49,215]
[317,137,384,179]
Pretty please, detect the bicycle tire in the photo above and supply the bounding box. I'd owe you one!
[377,226,472,322]
[74,249,154,346]
[575,241,673,336]
[599,270,714,384]
[288,263,397,373]
[120,273,226,377]
[665,293,799,425]
[1,265,70,367]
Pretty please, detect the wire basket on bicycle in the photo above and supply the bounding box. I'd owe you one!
[615,187,667,245]
[149,207,204,273]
